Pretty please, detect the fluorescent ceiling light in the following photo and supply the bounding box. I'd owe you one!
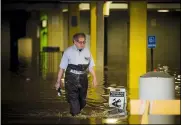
[42,20,47,27]
[157,9,169,12]
[79,3,89,10]
[62,9,68,12]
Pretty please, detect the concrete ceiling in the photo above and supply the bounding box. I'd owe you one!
[2,0,181,11]
[2,0,181,4]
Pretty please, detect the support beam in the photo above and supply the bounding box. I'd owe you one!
[128,1,147,124]
[26,11,39,75]
[47,9,64,73]
[68,4,80,46]
[90,2,97,65]
[128,1,147,99]
[96,2,104,71]
[90,2,104,72]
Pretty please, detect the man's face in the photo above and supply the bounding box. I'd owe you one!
[74,37,86,49]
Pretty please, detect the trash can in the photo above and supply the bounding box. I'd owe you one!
[139,71,175,124]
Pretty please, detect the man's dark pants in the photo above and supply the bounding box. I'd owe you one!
[65,72,88,116]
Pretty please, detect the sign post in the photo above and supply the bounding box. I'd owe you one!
[148,36,156,71]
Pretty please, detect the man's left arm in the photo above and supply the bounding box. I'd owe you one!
[89,54,97,87]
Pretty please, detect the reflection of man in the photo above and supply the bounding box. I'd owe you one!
[55,33,97,116]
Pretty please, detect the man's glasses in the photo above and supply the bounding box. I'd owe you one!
[77,40,86,44]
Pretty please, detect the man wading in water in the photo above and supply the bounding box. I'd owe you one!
[55,33,97,116]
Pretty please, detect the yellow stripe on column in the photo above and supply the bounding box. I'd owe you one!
[68,4,80,46]
[128,1,147,124]
[90,2,97,64]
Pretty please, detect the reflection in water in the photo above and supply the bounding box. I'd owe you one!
[2,66,181,124]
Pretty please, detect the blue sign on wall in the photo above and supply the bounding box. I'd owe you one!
[148,36,156,48]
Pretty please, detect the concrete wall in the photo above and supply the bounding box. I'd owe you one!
[63,12,69,49]
[80,11,90,34]
[47,10,64,51]
[79,10,180,85]
[79,10,181,71]
[2,19,10,72]
[106,10,129,85]
[2,10,180,75]
[62,11,90,49]
[147,11,181,71]
[107,11,129,70]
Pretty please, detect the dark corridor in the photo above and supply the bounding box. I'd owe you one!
[9,10,29,71]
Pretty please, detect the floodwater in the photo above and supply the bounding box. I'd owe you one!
[2,65,181,124]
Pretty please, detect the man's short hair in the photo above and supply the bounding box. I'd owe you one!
[73,33,86,42]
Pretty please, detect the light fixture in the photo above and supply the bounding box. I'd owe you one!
[103,1,112,16]
[42,20,47,28]
[62,9,68,12]
[157,9,169,12]
[79,3,89,10]
[37,26,40,38]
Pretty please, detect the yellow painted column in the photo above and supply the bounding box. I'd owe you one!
[68,4,80,46]
[128,0,147,99]
[90,2,97,64]
[89,2,97,101]
[128,1,147,124]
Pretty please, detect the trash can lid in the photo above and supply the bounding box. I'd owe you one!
[140,71,173,78]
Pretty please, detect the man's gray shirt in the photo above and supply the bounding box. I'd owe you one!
[59,45,95,71]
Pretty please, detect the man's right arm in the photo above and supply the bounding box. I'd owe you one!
[57,68,65,83]
[56,51,69,88]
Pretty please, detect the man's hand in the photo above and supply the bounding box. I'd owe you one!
[55,80,63,90]
[92,77,97,87]
[89,67,97,88]
[55,68,65,90]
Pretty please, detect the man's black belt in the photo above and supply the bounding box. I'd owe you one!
[66,64,89,74]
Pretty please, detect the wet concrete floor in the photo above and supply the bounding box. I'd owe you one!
[2,68,181,124]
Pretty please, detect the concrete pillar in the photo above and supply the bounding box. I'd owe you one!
[2,19,10,73]
[127,1,147,124]
[26,11,40,75]
[90,1,104,79]
[47,9,64,73]
[63,12,69,49]
[90,2,104,70]
[96,2,104,72]
[68,4,80,46]
[90,2,97,65]
[39,12,48,78]
[128,0,147,99]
